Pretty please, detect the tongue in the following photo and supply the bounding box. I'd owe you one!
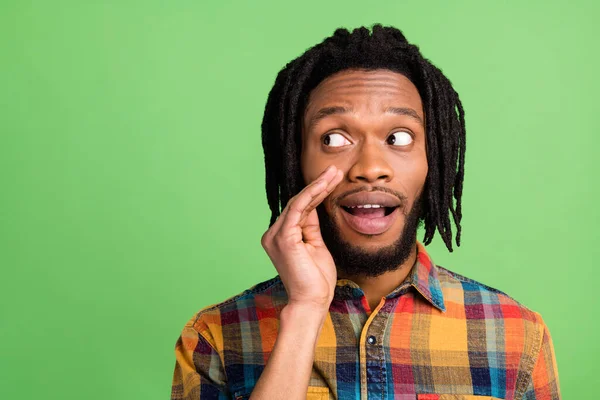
[352,207,386,218]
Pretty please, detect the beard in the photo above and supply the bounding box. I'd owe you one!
[316,193,424,278]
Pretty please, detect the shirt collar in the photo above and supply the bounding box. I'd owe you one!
[333,241,446,312]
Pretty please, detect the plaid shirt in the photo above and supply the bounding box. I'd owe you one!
[171,242,560,399]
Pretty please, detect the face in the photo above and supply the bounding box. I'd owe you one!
[301,69,428,276]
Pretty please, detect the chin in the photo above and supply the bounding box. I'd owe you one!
[341,230,403,250]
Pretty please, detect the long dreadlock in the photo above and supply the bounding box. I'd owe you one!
[261,24,466,252]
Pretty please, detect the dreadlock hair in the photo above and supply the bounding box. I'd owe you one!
[261,24,466,252]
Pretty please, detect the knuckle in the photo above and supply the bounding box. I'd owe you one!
[273,234,285,247]
[273,231,295,250]
[261,232,271,248]
[290,204,304,215]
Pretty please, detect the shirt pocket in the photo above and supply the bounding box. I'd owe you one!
[234,386,330,400]
[417,395,502,400]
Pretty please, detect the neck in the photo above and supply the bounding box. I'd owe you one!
[338,242,418,313]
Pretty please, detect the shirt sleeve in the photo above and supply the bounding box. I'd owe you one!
[170,314,229,400]
[521,318,561,399]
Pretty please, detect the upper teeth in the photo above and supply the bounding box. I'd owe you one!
[348,204,383,209]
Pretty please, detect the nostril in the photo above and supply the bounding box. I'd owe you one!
[353,175,390,183]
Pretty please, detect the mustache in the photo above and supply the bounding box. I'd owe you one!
[330,186,408,208]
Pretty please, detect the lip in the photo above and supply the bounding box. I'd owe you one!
[340,205,400,235]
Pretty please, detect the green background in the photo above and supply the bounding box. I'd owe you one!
[1,1,598,398]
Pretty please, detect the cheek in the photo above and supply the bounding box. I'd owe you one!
[414,159,428,189]
[410,161,428,207]
[391,154,428,199]
[301,141,345,185]
[301,139,320,185]
[301,153,320,186]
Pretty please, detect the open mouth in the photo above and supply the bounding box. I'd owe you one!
[340,204,400,235]
[341,204,398,218]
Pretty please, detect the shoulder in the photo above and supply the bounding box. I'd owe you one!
[435,264,547,342]
[437,264,533,310]
[182,276,287,347]
[433,265,555,395]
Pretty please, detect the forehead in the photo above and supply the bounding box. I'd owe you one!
[305,69,423,117]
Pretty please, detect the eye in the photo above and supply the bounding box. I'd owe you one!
[323,133,351,147]
[386,131,413,146]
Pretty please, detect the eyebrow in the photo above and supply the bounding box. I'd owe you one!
[384,107,424,126]
[308,106,351,130]
[307,105,424,130]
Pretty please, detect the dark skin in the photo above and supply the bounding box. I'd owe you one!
[300,69,428,311]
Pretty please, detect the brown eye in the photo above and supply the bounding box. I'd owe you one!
[386,131,413,146]
[322,133,351,147]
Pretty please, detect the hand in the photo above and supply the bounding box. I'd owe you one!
[261,165,343,310]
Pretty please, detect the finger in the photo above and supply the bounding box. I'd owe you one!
[281,166,337,234]
[282,170,343,233]
[301,209,325,246]
[267,166,338,239]
[298,169,343,227]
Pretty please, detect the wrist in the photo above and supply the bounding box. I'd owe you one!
[283,301,330,316]
[280,302,329,331]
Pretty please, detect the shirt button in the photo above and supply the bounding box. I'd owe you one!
[367,335,376,345]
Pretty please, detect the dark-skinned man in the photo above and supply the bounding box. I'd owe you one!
[171,25,560,400]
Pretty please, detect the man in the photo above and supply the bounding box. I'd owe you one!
[171,25,560,399]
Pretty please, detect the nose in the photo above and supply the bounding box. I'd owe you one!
[347,141,394,184]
